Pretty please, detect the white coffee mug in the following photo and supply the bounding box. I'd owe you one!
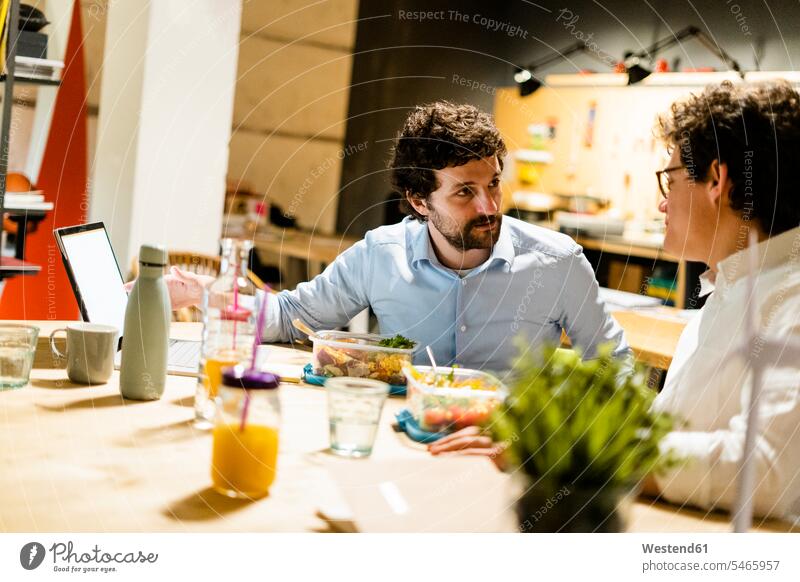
[49,323,119,385]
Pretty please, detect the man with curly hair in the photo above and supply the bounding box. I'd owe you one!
[636,80,800,519]
[162,102,630,372]
[435,82,800,521]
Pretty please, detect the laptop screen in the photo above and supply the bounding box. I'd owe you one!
[56,223,128,336]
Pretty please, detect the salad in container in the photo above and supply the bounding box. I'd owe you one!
[403,364,508,434]
[312,331,416,385]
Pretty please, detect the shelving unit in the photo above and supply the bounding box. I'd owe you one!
[0,0,61,285]
[0,74,59,85]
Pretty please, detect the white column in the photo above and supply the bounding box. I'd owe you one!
[91,0,242,271]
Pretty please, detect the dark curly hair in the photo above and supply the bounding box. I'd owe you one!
[390,101,507,221]
[657,80,800,236]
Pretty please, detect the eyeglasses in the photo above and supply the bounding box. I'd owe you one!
[655,165,685,198]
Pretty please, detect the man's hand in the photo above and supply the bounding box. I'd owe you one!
[124,266,213,310]
[428,426,507,469]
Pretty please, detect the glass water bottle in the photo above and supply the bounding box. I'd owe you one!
[195,239,258,427]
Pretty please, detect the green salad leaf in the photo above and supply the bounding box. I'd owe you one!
[378,334,417,349]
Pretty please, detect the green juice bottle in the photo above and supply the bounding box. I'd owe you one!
[119,244,171,400]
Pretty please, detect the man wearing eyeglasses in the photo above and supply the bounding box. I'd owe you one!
[434,80,800,522]
[636,80,800,520]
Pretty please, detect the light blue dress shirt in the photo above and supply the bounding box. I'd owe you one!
[264,216,630,373]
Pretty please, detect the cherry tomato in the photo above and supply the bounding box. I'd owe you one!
[448,404,464,419]
[423,408,446,430]
[459,409,491,428]
[447,405,466,429]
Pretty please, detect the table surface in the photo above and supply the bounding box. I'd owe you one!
[610,309,688,369]
[252,228,359,265]
[3,321,795,533]
[557,308,685,370]
[575,234,680,263]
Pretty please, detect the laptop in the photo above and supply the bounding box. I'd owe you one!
[53,222,201,376]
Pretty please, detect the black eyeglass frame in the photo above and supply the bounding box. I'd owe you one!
[655,165,686,198]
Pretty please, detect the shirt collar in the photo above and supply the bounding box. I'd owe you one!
[408,218,515,271]
[697,270,716,297]
[409,219,434,268]
[715,225,800,292]
[487,219,515,269]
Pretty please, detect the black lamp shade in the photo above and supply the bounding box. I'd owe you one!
[519,77,541,97]
[626,62,651,85]
[514,69,542,96]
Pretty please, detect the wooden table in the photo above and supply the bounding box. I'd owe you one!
[1,340,504,532]
[2,321,794,533]
[251,228,359,265]
[250,227,359,286]
[222,224,359,287]
[559,308,687,370]
[610,309,688,369]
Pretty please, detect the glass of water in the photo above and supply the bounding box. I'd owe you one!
[325,377,389,458]
[0,325,39,390]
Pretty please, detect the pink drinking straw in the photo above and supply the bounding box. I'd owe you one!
[239,389,251,432]
[232,261,240,349]
[250,291,268,369]
[241,290,270,431]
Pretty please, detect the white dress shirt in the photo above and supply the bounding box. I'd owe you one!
[653,226,800,521]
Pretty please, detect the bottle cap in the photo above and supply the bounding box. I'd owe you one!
[222,365,280,389]
[139,244,168,266]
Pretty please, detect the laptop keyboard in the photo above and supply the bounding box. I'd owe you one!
[168,339,201,368]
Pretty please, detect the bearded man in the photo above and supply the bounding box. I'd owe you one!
[163,102,629,371]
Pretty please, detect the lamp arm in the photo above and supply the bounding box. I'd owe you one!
[632,25,744,78]
[581,45,617,68]
[693,29,745,76]
[526,42,590,72]
[633,26,699,60]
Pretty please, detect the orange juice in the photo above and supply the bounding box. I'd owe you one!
[203,352,240,398]
[211,423,279,498]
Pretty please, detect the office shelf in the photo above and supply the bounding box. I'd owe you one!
[0,0,53,291]
[0,74,60,85]
[0,256,40,279]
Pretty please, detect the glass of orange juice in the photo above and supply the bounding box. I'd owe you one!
[211,366,281,499]
[204,349,241,398]
[195,348,244,429]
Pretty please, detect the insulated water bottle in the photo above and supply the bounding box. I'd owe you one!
[119,244,171,400]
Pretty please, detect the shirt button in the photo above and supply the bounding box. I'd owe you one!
[461,279,467,286]
[460,325,467,332]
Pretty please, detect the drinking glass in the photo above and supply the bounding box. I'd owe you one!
[326,377,389,458]
[0,325,39,389]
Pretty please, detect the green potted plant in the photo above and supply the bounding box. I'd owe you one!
[489,343,677,532]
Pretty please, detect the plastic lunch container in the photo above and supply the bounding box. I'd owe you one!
[403,365,508,434]
[312,331,415,385]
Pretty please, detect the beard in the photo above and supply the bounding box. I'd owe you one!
[427,207,502,251]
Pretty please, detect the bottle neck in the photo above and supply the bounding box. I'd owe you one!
[220,241,250,278]
[138,264,165,279]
